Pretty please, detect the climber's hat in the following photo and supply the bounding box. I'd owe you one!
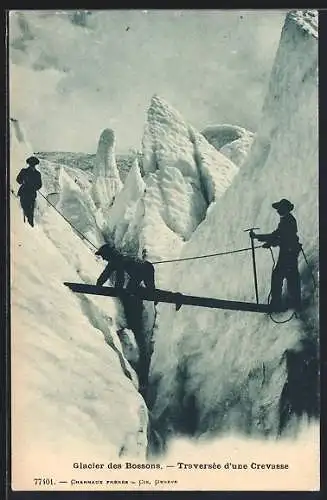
[95,243,115,260]
[272,198,294,212]
[26,156,40,166]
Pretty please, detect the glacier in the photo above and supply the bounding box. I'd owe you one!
[91,128,123,238]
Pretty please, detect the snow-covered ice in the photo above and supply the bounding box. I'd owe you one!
[9,9,319,491]
[56,168,105,249]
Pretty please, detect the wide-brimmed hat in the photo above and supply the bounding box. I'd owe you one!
[272,198,294,212]
[95,243,114,258]
[26,156,40,166]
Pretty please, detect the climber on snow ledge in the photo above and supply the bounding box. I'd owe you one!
[16,156,42,227]
[251,198,302,312]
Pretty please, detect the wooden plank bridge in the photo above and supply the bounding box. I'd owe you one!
[64,282,271,313]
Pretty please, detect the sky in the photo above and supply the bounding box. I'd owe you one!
[9,10,285,153]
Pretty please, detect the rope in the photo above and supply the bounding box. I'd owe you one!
[38,191,99,250]
[36,190,317,323]
[152,246,263,264]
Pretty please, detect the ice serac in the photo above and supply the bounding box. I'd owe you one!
[202,124,255,167]
[92,128,123,213]
[105,157,146,251]
[149,10,318,440]
[130,95,238,264]
[190,126,239,203]
[142,94,208,239]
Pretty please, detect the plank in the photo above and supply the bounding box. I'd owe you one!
[63,282,270,313]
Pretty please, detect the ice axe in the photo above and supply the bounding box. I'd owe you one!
[244,227,260,304]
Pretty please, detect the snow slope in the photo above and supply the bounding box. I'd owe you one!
[149,10,318,440]
[10,121,149,471]
[142,95,238,240]
[56,168,105,248]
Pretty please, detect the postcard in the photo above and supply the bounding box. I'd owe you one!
[9,9,319,492]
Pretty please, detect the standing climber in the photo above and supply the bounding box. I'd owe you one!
[16,156,42,227]
[251,199,302,311]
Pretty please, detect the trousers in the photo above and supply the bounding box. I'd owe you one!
[20,193,36,227]
[271,250,301,309]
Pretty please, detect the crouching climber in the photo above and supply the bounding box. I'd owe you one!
[95,244,156,294]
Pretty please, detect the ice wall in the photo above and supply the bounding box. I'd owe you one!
[149,10,319,441]
[56,168,105,248]
[91,128,123,232]
[142,95,238,241]
[10,121,149,464]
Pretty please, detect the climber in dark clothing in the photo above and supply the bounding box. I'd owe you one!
[16,156,42,227]
[95,244,156,293]
[251,199,302,311]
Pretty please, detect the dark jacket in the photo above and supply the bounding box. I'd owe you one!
[256,213,301,253]
[16,167,42,198]
[105,252,146,276]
